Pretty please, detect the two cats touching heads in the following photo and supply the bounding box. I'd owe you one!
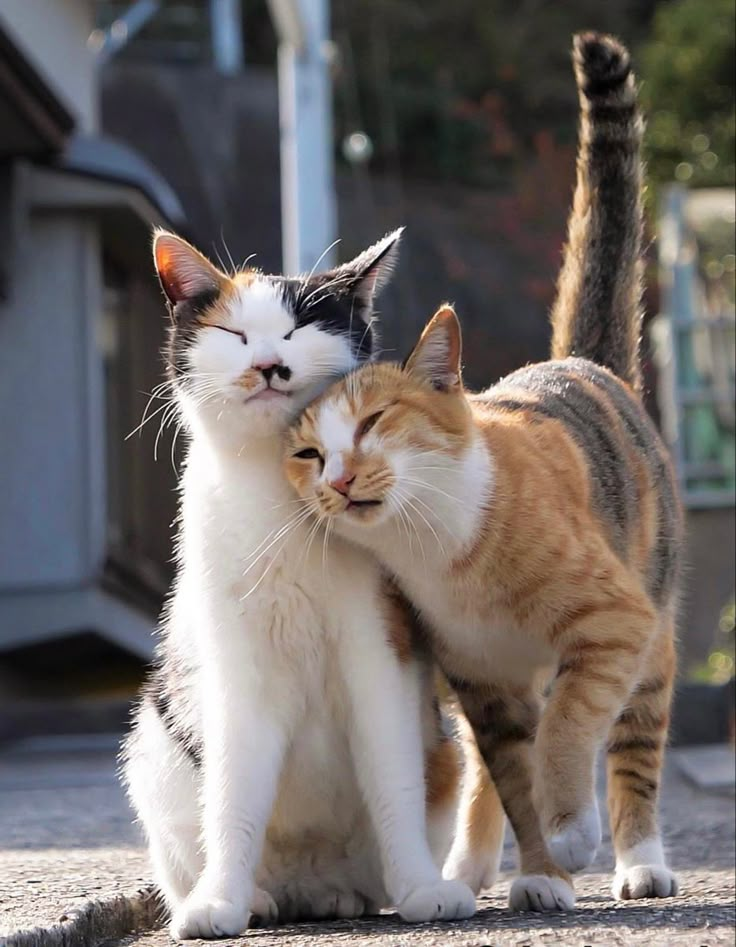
[122,32,682,939]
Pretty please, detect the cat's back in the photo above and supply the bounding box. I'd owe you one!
[471,357,682,608]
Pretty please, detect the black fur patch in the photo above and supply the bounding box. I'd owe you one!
[278,277,375,362]
[145,669,202,768]
[166,288,222,382]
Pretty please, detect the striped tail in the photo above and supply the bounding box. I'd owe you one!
[550,32,645,391]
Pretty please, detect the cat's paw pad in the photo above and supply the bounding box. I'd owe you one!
[547,803,602,873]
[398,879,476,922]
[169,894,249,939]
[249,888,279,927]
[612,865,679,900]
[509,875,576,913]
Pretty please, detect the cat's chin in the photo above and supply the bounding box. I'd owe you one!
[192,392,301,443]
[330,503,391,536]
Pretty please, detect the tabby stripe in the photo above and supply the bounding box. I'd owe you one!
[607,737,659,754]
[615,708,668,731]
[569,359,682,604]
[636,677,667,695]
[613,768,658,794]
[495,364,636,554]
[589,102,638,124]
[581,70,630,99]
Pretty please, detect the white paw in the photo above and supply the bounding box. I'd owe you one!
[249,887,279,927]
[547,803,601,873]
[444,850,499,895]
[169,893,249,939]
[613,865,679,900]
[398,879,476,923]
[509,875,576,913]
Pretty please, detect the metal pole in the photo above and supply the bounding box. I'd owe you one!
[274,0,336,274]
[278,43,300,275]
[210,0,244,75]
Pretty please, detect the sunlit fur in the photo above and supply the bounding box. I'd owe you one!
[122,230,500,939]
[286,33,682,912]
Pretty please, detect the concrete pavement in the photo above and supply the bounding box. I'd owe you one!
[1,734,734,946]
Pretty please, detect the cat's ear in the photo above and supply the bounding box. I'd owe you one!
[404,305,462,391]
[153,231,227,309]
[320,228,403,320]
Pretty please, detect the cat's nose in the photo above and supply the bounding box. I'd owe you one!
[329,472,356,496]
[256,360,291,382]
[254,355,280,371]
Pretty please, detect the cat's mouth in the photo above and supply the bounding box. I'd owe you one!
[343,497,384,519]
[347,498,382,510]
[247,388,292,404]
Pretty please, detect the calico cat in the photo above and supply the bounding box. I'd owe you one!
[122,230,502,939]
[285,32,682,909]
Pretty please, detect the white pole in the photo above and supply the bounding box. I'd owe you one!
[275,0,336,275]
[278,43,301,275]
[210,0,244,75]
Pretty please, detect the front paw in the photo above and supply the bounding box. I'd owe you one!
[613,865,679,900]
[169,893,249,940]
[398,879,476,922]
[509,874,576,912]
[546,803,601,873]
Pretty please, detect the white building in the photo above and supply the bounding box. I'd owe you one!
[0,0,335,671]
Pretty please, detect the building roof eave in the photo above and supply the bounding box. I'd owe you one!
[0,20,75,157]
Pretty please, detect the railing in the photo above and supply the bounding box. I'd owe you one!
[654,185,736,509]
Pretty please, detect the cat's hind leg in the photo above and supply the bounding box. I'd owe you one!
[442,712,506,894]
[122,699,203,912]
[607,621,678,900]
[451,677,575,912]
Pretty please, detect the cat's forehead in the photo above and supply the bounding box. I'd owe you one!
[225,276,293,333]
[314,393,357,451]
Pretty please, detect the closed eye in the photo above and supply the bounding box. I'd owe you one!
[357,411,384,437]
[294,447,323,461]
[283,328,295,340]
[209,324,247,344]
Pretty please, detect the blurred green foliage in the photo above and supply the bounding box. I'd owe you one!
[329,0,735,196]
[639,0,736,189]
[691,598,736,684]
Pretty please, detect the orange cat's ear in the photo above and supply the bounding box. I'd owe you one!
[404,305,462,391]
[153,231,227,308]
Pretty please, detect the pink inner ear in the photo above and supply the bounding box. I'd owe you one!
[154,236,221,305]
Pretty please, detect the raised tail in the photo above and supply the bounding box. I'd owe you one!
[550,32,645,391]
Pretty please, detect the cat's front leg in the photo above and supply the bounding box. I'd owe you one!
[170,672,289,939]
[338,595,475,923]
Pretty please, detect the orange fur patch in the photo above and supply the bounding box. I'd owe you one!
[425,735,460,810]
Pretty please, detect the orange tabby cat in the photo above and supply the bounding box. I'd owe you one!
[285,33,682,909]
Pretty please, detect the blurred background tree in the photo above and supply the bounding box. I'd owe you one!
[640,0,736,190]
[331,0,661,187]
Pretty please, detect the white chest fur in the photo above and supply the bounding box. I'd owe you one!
[382,559,555,687]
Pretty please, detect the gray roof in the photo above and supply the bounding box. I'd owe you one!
[57,133,187,230]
